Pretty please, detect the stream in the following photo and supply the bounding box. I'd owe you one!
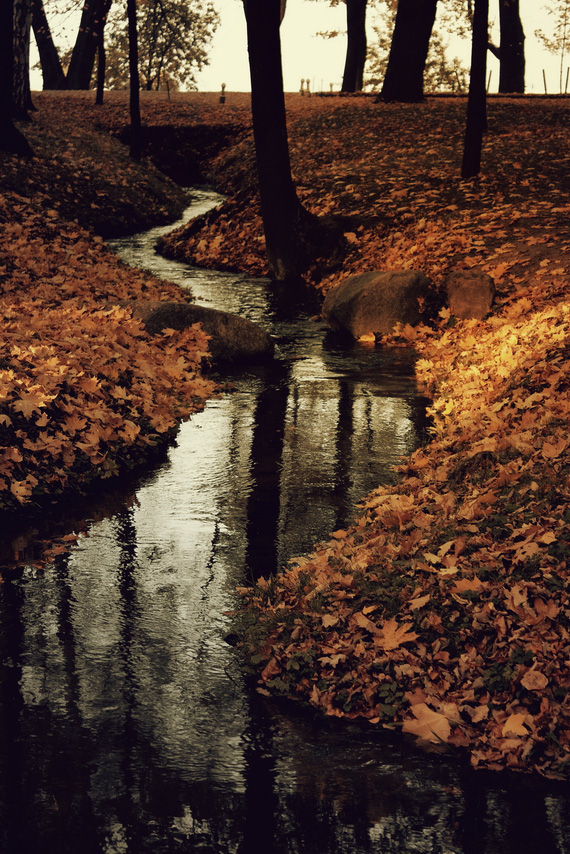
[1,189,569,853]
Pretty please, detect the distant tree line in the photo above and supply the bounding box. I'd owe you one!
[30,0,218,92]
[316,0,526,98]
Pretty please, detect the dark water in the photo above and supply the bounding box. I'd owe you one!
[1,190,569,853]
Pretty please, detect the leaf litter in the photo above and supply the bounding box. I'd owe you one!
[3,92,570,778]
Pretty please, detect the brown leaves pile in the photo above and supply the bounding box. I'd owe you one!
[0,127,216,514]
[159,96,570,302]
[5,92,570,776]
[240,283,570,778]
[231,97,570,778]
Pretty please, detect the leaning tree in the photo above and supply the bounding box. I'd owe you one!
[31,0,66,89]
[378,0,439,101]
[242,0,344,282]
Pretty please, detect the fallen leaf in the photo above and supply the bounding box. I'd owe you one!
[502,713,529,737]
[403,703,451,743]
[521,670,548,691]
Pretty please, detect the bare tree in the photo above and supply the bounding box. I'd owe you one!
[241,0,344,282]
[462,0,488,179]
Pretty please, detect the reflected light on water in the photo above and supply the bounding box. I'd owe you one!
[1,191,569,854]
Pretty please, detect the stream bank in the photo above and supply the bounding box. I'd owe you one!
[6,92,567,851]
[1,190,570,853]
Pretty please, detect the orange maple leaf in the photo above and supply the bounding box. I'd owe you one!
[381,618,418,651]
[12,392,48,418]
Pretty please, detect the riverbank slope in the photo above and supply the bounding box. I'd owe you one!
[220,94,570,779]
[2,92,570,778]
[0,93,222,519]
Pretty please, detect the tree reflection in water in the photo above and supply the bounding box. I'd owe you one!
[0,192,569,853]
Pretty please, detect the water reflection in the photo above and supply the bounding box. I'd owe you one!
[1,191,569,852]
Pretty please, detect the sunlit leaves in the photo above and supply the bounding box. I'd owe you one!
[0,112,216,511]
[235,96,570,778]
[0,296,214,507]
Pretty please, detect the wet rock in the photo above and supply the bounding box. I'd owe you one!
[322,269,436,338]
[445,268,495,320]
[128,300,274,363]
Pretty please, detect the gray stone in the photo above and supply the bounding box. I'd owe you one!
[322,270,435,338]
[445,269,495,320]
[128,300,274,363]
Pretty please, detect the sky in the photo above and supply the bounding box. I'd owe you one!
[193,0,566,94]
[30,0,568,96]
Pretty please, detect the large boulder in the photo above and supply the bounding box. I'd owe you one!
[128,300,274,363]
[445,269,495,320]
[322,270,436,338]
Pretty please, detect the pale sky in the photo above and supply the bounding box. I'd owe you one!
[30,0,566,95]
[194,0,565,94]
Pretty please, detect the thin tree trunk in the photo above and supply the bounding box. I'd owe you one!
[127,0,142,160]
[31,0,66,89]
[462,0,488,179]
[341,0,368,93]
[379,0,438,102]
[95,24,106,103]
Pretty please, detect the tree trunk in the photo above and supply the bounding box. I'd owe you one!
[13,0,35,119]
[31,0,66,89]
[462,0,488,179]
[379,0,438,102]
[127,0,142,160]
[66,0,110,90]
[95,24,106,104]
[341,0,368,93]
[498,0,525,93]
[242,0,343,281]
[0,0,32,155]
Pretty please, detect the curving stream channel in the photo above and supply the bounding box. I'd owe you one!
[1,190,570,853]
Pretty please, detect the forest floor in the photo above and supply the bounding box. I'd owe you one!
[2,91,570,777]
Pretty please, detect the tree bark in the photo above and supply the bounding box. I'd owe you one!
[242,0,343,281]
[66,0,110,90]
[497,0,525,92]
[462,0,488,179]
[0,0,33,155]
[13,0,35,118]
[378,0,438,102]
[95,24,106,104]
[127,0,142,160]
[31,0,66,89]
[341,0,368,93]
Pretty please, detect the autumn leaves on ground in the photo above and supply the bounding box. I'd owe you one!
[2,91,570,778]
